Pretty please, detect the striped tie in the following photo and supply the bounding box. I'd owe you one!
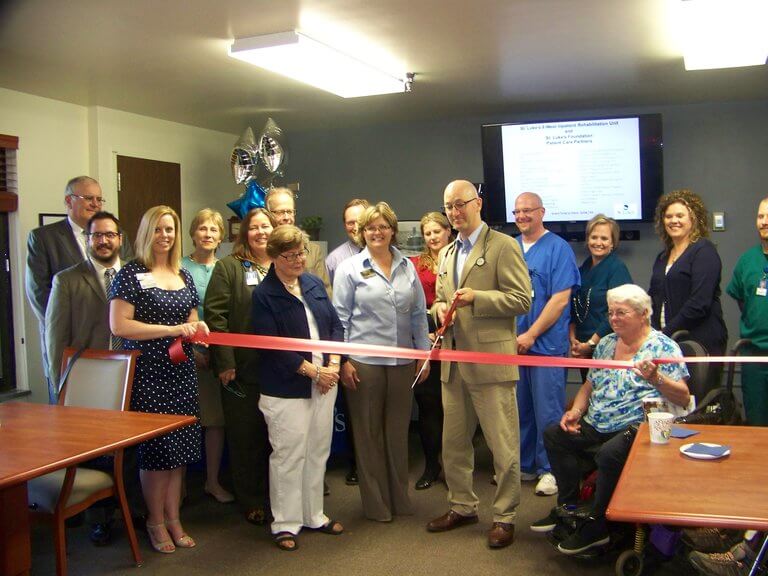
[104,268,123,350]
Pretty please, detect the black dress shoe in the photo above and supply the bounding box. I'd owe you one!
[89,522,113,546]
[345,469,359,486]
[415,469,441,490]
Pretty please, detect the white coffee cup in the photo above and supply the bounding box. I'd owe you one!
[647,412,675,444]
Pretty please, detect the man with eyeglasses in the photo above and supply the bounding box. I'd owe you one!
[44,210,145,545]
[26,176,133,403]
[265,187,332,295]
[513,192,580,499]
[427,180,531,550]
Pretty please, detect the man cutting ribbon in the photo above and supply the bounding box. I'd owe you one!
[425,180,532,550]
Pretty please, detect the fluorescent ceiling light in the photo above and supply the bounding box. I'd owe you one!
[229,31,410,98]
[678,0,768,70]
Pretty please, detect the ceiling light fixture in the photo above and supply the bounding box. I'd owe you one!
[678,0,768,70]
[229,31,412,98]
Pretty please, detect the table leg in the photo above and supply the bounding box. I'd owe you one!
[0,482,31,576]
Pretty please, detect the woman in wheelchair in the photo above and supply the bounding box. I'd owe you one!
[530,284,690,555]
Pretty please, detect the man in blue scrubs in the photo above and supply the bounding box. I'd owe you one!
[514,192,580,496]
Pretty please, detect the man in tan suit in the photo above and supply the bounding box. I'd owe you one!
[426,180,531,549]
[265,187,332,295]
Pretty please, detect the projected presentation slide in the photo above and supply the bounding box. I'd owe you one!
[502,117,641,222]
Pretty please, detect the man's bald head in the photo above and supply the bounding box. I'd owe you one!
[514,191,546,240]
[443,180,482,237]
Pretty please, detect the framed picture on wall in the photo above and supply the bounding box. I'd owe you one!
[397,221,424,256]
[228,216,241,242]
[38,213,67,227]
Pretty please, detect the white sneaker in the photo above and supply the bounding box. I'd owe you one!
[535,473,558,496]
[520,472,538,482]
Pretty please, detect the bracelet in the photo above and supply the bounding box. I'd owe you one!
[655,372,664,387]
[312,364,321,385]
[572,407,583,416]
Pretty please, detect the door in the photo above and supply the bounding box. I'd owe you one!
[116,156,181,247]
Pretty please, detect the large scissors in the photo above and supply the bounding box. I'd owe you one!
[411,296,460,388]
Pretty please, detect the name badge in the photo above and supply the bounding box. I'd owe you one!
[136,272,157,290]
[757,277,767,297]
[361,268,376,279]
[245,271,260,286]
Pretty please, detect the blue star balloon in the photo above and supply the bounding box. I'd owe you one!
[227,180,266,219]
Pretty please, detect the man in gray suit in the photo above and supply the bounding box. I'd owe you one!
[26,176,131,402]
[426,180,531,550]
[45,210,144,545]
[45,211,125,390]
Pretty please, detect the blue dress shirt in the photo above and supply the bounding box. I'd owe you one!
[332,246,430,365]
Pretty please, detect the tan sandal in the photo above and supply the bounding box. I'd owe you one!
[165,518,196,548]
[146,522,176,554]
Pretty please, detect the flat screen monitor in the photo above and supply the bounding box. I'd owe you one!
[481,114,663,225]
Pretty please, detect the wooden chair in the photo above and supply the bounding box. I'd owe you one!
[27,348,143,576]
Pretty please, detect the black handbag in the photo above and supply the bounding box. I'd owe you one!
[675,386,743,426]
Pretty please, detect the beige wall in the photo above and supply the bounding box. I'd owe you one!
[0,87,240,402]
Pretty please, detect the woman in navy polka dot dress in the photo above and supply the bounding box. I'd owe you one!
[110,205,209,554]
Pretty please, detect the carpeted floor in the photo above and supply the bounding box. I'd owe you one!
[29,433,699,576]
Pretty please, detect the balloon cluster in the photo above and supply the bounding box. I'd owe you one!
[227,118,287,219]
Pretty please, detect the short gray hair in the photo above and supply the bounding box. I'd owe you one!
[65,176,98,196]
[606,284,653,322]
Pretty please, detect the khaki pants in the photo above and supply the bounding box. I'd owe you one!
[442,364,520,523]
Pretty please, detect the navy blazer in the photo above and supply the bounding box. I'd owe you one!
[648,238,728,355]
[251,267,344,398]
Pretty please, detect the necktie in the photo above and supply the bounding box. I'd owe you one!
[104,268,123,350]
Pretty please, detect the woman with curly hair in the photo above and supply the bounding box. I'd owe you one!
[648,189,728,368]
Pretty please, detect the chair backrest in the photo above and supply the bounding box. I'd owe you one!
[58,348,140,411]
[676,339,711,402]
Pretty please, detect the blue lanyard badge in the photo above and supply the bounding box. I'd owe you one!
[243,261,259,286]
[757,267,768,297]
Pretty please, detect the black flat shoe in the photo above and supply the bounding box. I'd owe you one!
[416,471,441,490]
[345,469,358,486]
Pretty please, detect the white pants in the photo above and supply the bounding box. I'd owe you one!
[259,384,337,535]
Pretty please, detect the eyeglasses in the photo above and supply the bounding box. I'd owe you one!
[363,225,392,234]
[70,193,106,204]
[271,209,295,217]
[443,198,479,212]
[87,232,121,240]
[511,207,543,217]
[607,309,634,318]
[279,248,309,262]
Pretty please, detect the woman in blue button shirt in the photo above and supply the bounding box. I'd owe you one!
[333,202,431,522]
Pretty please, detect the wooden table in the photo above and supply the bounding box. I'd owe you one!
[0,402,196,576]
[607,423,768,530]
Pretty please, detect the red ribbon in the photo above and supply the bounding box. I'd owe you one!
[170,331,768,369]
[171,332,733,370]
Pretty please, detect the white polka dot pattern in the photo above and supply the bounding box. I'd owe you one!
[109,261,202,470]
